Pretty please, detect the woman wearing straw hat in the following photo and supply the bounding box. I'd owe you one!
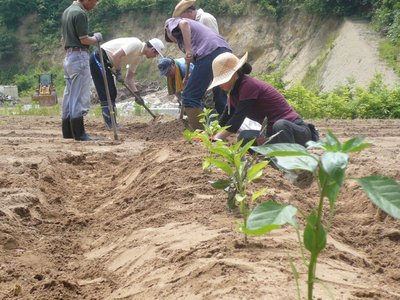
[209,52,314,146]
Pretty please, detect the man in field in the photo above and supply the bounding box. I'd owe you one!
[61,0,102,141]
[90,37,165,129]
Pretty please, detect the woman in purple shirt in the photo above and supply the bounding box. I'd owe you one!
[165,17,231,130]
[209,52,314,146]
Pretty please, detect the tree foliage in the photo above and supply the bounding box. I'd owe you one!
[0,0,36,28]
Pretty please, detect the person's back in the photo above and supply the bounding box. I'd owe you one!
[61,2,88,50]
[167,18,229,61]
[230,76,299,128]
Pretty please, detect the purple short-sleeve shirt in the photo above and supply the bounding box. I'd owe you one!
[167,18,231,60]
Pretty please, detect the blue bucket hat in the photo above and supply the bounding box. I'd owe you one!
[158,57,174,76]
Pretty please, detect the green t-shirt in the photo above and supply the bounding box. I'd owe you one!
[61,2,89,49]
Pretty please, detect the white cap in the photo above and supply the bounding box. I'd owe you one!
[149,38,165,58]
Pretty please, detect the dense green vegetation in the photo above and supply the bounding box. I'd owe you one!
[2,71,399,121]
[260,73,400,119]
[0,0,398,99]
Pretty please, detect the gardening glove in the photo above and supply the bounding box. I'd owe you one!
[210,135,222,142]
[134,93,145,106]
[115,70,124,83]
[93,32,103,42]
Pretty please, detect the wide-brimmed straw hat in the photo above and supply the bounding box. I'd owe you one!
[208,52,248,90]
[173,0,196,18]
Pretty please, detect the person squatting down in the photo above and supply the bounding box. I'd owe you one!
[89,37,165,130]
[158,57,194,108]
[61,0,102,141]
[165,17,231,130]
[209,52,318,146]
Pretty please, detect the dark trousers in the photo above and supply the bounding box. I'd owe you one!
[238,118,312,147]
[182,47,230,114]
[89,50,117,107]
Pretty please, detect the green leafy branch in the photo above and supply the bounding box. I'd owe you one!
[246,131,400,299]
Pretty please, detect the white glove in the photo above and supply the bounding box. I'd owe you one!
[93,32,103,42]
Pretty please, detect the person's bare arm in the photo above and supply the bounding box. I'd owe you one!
[125,68,138,92]
[80,36,98,46]
[179,20,193,63]
[215,129,232,140]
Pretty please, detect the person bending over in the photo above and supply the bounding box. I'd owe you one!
[90,38,165,129]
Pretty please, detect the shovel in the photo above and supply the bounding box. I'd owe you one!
[179,61,191,119]
[109,69,161,122]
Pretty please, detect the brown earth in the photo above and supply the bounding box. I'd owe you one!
[0,115,399,300]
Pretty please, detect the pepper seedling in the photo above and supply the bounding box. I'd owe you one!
[245,130,400,299]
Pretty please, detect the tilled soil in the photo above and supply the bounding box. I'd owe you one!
[0,115,399,300]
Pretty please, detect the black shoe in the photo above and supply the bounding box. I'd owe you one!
[70,116,96,141]
[62,118,73,139]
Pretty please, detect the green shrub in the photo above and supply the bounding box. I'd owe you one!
[379,40,400,76]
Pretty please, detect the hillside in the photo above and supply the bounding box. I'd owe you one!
[6,7,400,93]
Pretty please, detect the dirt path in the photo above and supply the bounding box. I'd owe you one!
[0,115,399,299]
[320,19,400,91]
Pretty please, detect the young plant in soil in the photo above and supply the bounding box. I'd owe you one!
[186,109,297,242]
[207,139,269,242]
[183,108,229,169]
[245,131,400,299]
[206,139,297,243]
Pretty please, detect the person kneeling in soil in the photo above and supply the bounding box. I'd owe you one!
[90,37,165,130]
[209,52,318,146]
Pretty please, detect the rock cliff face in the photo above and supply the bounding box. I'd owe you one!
[107,8,398,90]
[219,11,399,90]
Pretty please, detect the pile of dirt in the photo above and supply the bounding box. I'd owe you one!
[0,115,399,299]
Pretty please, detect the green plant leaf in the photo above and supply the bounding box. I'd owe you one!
[252,187,268,202]
[202,160,211,170]
[182,129,193,142]
[324,130,341,151]
[275,156,318,173]
[304,212,326,255]
[235,193,246,203]
[252,143,309,157]
[243,201,298,235]
[306,140,326,149]
[341,136,370,153]
[238,139,255,159]
[357,176,400,219]
[211,179,231,190]
[208,158,234,177]
[247,161,269,182]
[321,152,348,177]
[209,145,231,159]
[319,152,348,205]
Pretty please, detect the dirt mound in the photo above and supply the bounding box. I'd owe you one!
[0,115,399,299]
